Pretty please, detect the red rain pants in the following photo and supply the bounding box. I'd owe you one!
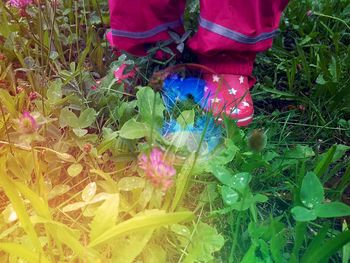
[108,0,289,76]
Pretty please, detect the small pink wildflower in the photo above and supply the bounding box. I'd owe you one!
[16,86,24,94]
[138,148,176,191]
[19,111,38,134]
[8,0,33,8]
[83,143,93,153]
[0,53,6,61]
[29,91,39,101]
[91,80,101,91]
[51,0,60,9]
[306,10,313,17]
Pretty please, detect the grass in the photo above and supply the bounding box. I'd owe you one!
[253,0,350,144]
[0,0,349,262]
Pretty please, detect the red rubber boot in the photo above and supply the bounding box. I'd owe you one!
[201,74,254,127]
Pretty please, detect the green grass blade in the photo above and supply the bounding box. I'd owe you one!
[301,224,330,263]
[314,145,336,179]
[170,153,195,212]
[302,230,350,263]
[77,28,93,70]
[342,221,350,263]
[290,222,307,263]
[335,163,350,199]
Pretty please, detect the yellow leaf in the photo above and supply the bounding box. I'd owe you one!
[32,216,99,261]
[48,184,70,200]
[2,204,17,223]
[82,182,97,202]
[0,160,43,253]
[170,153,195,211]
[112,229,154,263]
[0,90,17,117]
[88,210,194,248]
[35,147,76,163]
[67,163,83,177]
[90,194,119,241]
[13,181,51,219]
[142,244,167,263]
[62,201,88,213]
[0,243,50,263]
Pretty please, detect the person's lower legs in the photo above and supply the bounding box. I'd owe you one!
[107,0,290,126]
[108,0,289,75]
[107,0,186,56]
[188,0,290,76]
[188,0,290,125]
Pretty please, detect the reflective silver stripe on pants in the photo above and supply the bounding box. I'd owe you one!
[199,16,278,44]
[111,20,183,39]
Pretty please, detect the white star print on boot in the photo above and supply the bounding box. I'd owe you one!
[201,74,254,126]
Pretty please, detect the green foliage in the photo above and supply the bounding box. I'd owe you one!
[59,107,97,129]
[136,86,165,128]
[243,218,287,263]
[183,222,225,263]
[0,0,349,262]
[292,171,350,222]
[254,0,350,143]
[177,109,195,128]
[300,172,324,208]
[119,119,151,139]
